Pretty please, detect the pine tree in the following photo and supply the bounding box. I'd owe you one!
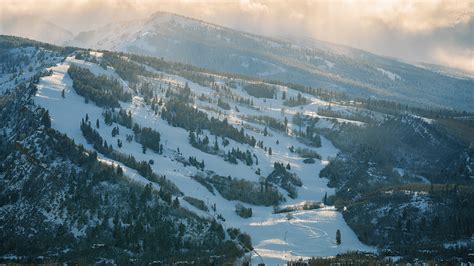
[116,165,123,175]
[214,136,219,151]
[203,135,209,146]
[42,110,51,128]
[104,111,112,126]
[172,197,180,208]
[117,139,122,148]
[189,131,196,145]
[293,112,303,133]
[96,119,100,129]
[336,229,341,245]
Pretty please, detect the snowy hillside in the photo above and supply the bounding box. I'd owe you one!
[1,36,473,263]
[34,54,374,264]
[71,12,474,112]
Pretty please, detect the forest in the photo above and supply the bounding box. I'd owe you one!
[68,64,132,108]
[162,98,256,146]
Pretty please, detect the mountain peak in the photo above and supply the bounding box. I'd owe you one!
[146,11,200,26]
[70,11,473,112]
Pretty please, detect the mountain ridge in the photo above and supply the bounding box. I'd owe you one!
[70,11,474,112]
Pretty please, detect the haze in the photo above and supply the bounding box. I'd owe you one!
[1,0,472,74]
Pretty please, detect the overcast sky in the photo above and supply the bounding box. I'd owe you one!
[1,0,473,73]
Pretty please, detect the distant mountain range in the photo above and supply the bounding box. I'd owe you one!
[67,11,473,112]
[0,16,73,45]
[1,12,473,109]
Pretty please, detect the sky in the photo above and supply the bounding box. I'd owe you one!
[1,0,473,74]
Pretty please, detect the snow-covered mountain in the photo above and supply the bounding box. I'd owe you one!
[0,16,73,45]
[1,36,473,263]
[71,11,474,112]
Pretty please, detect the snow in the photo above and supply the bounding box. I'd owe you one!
[228,54,287,76]
[0,47,62,94]
[89,51,103,58]
[34,57,374,264]
[67,56,133,94]
[394,167,404,176]
[98,157,160,189]
[377,68,401,81]
[244,207,373,264]
[324,60,335,68]
[443,236,474,249]
[411,114,434,124]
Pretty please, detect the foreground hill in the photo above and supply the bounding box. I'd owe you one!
[0,37,246,264]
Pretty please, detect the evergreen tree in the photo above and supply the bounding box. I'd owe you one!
[293,112,304,133]
[42,110,51,128]
[202,135,209,146]
[189,131,196,145]
[116,165,123,175]
[336,229,341,245]
[117,139,122,148]
[214,136,219,151]
[96,119,100,129]
[112,127,118,137]
[172,197,180,208]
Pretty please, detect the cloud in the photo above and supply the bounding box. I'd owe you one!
[343,0,473,33]
[1,0,472,73]
[434,47,473,75]
[239,0,269,13]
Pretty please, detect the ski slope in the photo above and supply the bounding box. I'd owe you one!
[35,56,374,264]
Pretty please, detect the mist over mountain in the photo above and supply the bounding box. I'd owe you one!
[2,8,471,111]
[70,12,473,112]
[0,16,73,45]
